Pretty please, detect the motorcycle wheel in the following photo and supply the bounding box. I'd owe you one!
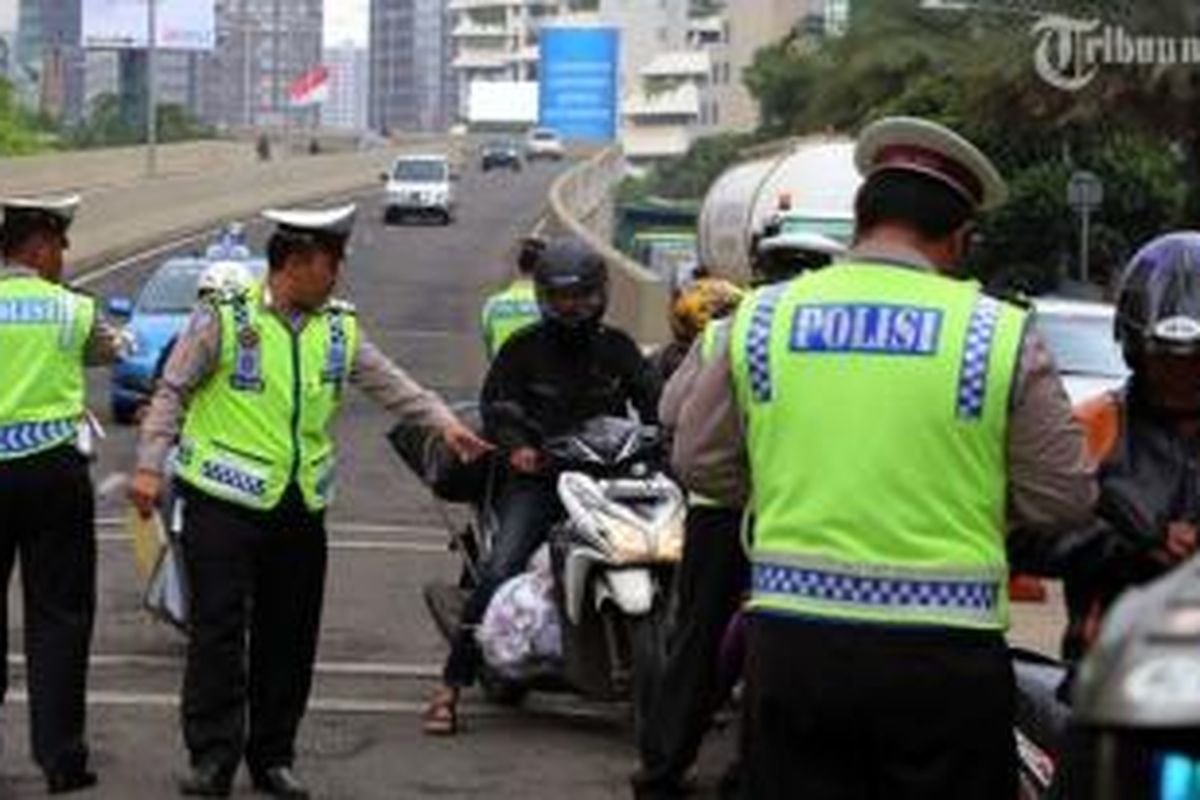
[627,603,669,739]
[480,668,529,707]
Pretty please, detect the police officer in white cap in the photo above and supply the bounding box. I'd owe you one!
[130,204,491,797]
[668,117,1097,798]
[0,195,127,793]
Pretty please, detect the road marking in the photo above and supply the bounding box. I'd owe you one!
[95,517,447,539]
[93,533,449,555]
[73,231,213,288]
[6,654,441,679]
[2,690,623,722]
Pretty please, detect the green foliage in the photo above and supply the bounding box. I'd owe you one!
[0,78,54,156]
[64,92,215,149]
[740,0,1197,292]
[627,131,758,202]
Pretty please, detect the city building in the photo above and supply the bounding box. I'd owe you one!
[704,0,826,132]
[621,49,711,172]
[203,0,323,129]
[16,0,86,120]
[449,0,561,121]
[324,41,368,131]
[370,0,455,133]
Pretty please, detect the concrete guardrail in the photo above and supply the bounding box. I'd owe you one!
[547,146,670,345]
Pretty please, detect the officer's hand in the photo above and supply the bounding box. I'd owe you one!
[509,447,542,474]
[441,420,494,464]
[128,469,163,520]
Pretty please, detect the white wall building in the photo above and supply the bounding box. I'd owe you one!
[449,0,561,121]
[621,49,711,172]
[323,42,368,131]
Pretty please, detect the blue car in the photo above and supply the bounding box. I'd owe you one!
[107,255,266,424]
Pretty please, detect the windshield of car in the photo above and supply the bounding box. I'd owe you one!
[136,261,207,313]
[393,160,448,182]
[531,130,557,141]
[485,140,515,151]
[1034,311,1129,378]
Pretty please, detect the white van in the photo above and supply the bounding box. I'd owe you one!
[381,154,456,225]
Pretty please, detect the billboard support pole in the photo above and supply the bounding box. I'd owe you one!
[146,0,158,178]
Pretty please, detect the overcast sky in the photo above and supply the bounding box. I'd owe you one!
[325,0,368,47]
[0,0,15,32]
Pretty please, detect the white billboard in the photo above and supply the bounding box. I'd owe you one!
[82,0,215,51]
[467,81,538,126]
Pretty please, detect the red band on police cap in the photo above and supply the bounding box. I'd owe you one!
[873,144,985,206]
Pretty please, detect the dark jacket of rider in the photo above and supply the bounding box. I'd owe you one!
[1010,384,1200,662]
[480,320,661,447]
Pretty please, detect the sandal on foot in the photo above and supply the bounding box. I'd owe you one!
[422,687,459,736]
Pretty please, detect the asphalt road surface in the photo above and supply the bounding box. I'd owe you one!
[0,159,740,798]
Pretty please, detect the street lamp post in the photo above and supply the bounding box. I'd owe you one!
[146,0,158,178]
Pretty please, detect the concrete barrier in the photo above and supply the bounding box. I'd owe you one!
[547,146,670,345]
[0,138,473,278]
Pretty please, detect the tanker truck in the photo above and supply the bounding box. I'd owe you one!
[697,136,861,282]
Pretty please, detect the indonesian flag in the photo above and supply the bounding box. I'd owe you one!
[288,65,330,108]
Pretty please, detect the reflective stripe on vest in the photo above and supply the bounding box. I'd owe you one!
[0,278,92,461]
[730,264,1025,631]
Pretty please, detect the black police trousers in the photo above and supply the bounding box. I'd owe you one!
[634,506,747,797]
[180,484,326,773]
[0,445,96,777]
[741,612,1017,800]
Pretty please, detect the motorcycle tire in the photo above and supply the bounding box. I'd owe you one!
[627,603,669,740]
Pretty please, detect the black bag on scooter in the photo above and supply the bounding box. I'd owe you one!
[386,417,491,504]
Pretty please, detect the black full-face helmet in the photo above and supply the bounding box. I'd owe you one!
[1115,232,1200,365]
[533,238,609,334]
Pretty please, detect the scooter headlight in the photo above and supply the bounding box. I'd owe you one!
[601,511,657,564]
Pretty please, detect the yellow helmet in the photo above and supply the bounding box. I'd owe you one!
[670,278,745,343]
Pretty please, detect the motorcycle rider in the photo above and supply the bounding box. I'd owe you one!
[649,276,745,384]
[1011,232,1200,663]
[480,236,544,359]
[633,229,843,799]
[424,237,661,735]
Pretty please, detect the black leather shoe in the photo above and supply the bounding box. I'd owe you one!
[178,762,233,797]
[45,769,98,795]
[251,766,309,798]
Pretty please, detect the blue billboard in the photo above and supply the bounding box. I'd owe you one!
[539,26,620,141]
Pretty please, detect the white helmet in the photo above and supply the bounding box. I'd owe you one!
[197,260,253,297]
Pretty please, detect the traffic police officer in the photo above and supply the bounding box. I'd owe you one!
[634,230,844,799]
[0,195,127,794]
[130,204,490,798]
[670,117,1097,798]
[480,236,543,359]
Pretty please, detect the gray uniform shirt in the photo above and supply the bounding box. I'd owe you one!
[136,295,457,474]
[667,245,1097,531]
[0,264,129,366]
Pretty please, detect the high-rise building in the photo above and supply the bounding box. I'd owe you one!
[323,41,368,130]
[17,0,86,120]
[370,0,455,133]
[706,0,825,132]
[203,0,323,129]
[448,0,561,120]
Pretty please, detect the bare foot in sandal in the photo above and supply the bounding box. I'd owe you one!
[423,685,459,736]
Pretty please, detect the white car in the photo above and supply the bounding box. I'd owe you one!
[525,128,565,162]
[1031,297,1129,405]
[381,154,456,225]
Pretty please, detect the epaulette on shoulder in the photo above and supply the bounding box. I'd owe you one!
[326,298,357,315]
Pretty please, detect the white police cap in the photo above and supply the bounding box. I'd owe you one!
[855,117,1008,211]
[1,194,82,231]
[262,204,356,240]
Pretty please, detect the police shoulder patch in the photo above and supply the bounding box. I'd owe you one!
[327,298,357,316]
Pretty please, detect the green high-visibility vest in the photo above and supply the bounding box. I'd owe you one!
[0,276,94,461]
[730,263,1026,631]
[176,286,360,512]
[481,279,539,358]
